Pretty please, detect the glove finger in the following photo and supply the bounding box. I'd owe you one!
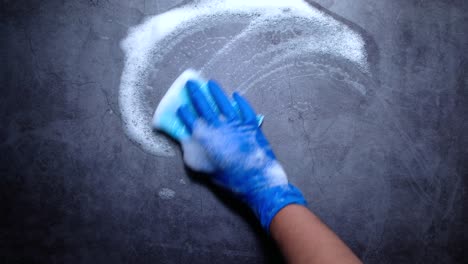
[186,80,220,125]
[256,131,276,159]
[233,92,257,124]
[208,80,238,121]
[177,104,197,133]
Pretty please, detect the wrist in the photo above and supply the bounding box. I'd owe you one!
[245,183,307,233]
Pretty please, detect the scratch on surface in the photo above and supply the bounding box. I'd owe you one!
[441,175,462,220]
[99,87,121,120]
[394,10,402,25]
[290,73,317,80]
[373,91,444,211]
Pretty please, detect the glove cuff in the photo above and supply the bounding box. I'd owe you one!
[246,184,307,233]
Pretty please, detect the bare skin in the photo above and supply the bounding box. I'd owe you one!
[270,205,362,264]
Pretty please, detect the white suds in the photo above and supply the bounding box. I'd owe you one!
[119,0,369,156]
[158,188,176,199]
[265,162,289,187]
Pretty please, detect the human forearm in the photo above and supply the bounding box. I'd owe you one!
[270,205,362,264]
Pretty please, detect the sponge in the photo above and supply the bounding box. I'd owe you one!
[152,69,264,142]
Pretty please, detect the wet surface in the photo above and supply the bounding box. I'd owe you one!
[1,0,467,263]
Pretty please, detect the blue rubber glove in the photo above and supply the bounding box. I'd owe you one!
[177,80,307,232]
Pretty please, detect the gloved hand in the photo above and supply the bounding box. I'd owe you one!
[177,80,306,232]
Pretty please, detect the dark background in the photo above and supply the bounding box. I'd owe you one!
[1,0,467,263]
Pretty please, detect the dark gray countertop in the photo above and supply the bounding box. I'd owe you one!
[1,0,467,263]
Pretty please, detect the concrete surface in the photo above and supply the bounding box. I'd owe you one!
[1,0,467,263]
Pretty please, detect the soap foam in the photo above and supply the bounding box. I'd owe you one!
[119,0,369,156]
[158,188,176,199]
